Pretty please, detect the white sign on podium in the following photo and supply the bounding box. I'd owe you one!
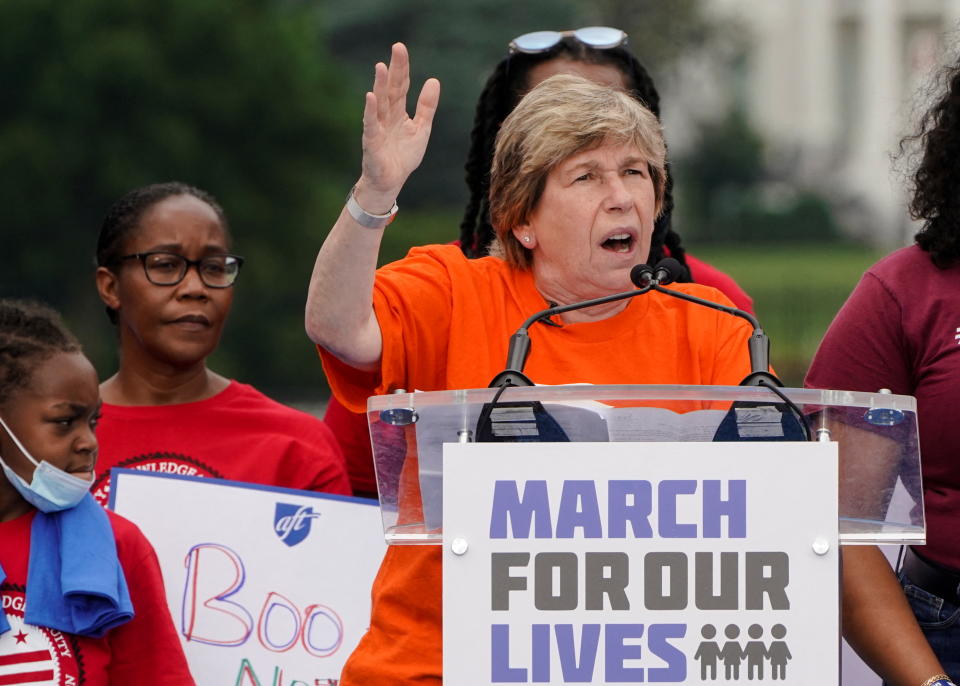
[443,441,838,685]
[110,469,385,685]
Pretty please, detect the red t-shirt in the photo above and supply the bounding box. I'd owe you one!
[0,509,194,685]
[323,398,378,497]
[92,381,349,506]
[320,245,754,684]
[806,244,960,569]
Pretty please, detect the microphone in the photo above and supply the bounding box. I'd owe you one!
[481,270,653,443]
[635,259,808,440]
[630,259,781,387]
[487,278,653,388]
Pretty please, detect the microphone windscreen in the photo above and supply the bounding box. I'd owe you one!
[630,263,654,288]
[654,257,684,285]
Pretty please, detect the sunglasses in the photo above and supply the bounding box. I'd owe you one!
[508,26,628,55]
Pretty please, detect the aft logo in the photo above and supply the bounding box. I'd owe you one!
[273,503,321,547]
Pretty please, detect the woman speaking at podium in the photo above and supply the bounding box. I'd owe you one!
[306,43,755,684]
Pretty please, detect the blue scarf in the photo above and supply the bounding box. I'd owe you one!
[0,495,134,638]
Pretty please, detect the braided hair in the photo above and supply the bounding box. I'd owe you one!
[459,37,687,277]
[95,181,230,323]
[0,298,81,406]
[908,58,960,267]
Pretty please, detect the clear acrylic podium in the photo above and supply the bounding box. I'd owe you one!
[366,384,923,547]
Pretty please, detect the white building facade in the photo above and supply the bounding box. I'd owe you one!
[670,0,960,246]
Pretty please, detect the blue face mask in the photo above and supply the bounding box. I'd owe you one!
[0,415,93,512]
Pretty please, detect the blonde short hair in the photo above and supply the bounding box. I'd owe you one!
[488,74,667,269]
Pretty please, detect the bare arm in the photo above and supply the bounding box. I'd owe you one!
[305,43,440,370]
[828,420,946,684]
[842,545,944,686]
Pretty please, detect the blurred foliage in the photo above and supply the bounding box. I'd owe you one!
[325,0,579,209]
[6,0,823,400]
[578,0,722,71]
[694,242,884,386]
[5,0,720,399]
[323,0,720,209]
[674,109,842,244]
[1,0,354,396]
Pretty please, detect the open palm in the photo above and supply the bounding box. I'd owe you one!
[360,43,440,199]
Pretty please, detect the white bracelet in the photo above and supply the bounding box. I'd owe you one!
[345,186,398,229]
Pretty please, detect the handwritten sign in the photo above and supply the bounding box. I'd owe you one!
[443,441,838,685]
[110,470,385,685]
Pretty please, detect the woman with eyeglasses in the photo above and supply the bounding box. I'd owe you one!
[306,43,757,684]
[325,26,755,499]
[91,182,349,506]
[0,298,194,684]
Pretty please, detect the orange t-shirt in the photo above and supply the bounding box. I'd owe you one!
[320,245,754,684]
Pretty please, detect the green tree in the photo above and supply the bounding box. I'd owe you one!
[2,0,355,396]
[4,0,727,399]
[577,0,723,75]
[674,110,840,244]
[325,0,581,208]
[325,0,717,209]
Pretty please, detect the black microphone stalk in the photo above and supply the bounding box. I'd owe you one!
[630,259,782,387]
[488,279,653,388]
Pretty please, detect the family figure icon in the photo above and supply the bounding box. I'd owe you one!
[693,623,792,681]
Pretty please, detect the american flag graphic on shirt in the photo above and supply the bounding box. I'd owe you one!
[0,604,73,686]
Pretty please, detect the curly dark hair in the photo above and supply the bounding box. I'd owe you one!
[0,298,81,406]
[95,181,230,323]
[908,58,960,267]
[459,36,687,278]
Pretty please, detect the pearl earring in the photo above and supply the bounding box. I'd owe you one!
[522,236,531,243]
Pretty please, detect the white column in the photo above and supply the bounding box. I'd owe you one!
[795,0,838,179]
[944,0,960,31]
[747,1,796,143]
[847,0,905,246]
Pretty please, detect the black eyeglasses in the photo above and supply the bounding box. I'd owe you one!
[508,26,628,55]
[119,251,244,288]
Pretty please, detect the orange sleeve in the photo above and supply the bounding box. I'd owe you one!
[319,246,458,412]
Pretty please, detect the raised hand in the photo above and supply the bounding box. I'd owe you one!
[356,43,440,208]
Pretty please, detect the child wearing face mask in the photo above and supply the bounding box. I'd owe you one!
[0,298,194,685]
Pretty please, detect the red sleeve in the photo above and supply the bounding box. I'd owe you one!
[805,271,912,394]
[676,251,755,314]
[299,420,352,495]
[323,396,377,497]
[106,514,196,685]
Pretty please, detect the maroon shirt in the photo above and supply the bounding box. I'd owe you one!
[806,245,960,569]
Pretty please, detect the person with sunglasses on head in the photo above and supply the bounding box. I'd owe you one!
[461,26,753,309]
[0,298,195,684]
[324,27,755,499]
[306,43,758,684]
[91,182,349,507]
